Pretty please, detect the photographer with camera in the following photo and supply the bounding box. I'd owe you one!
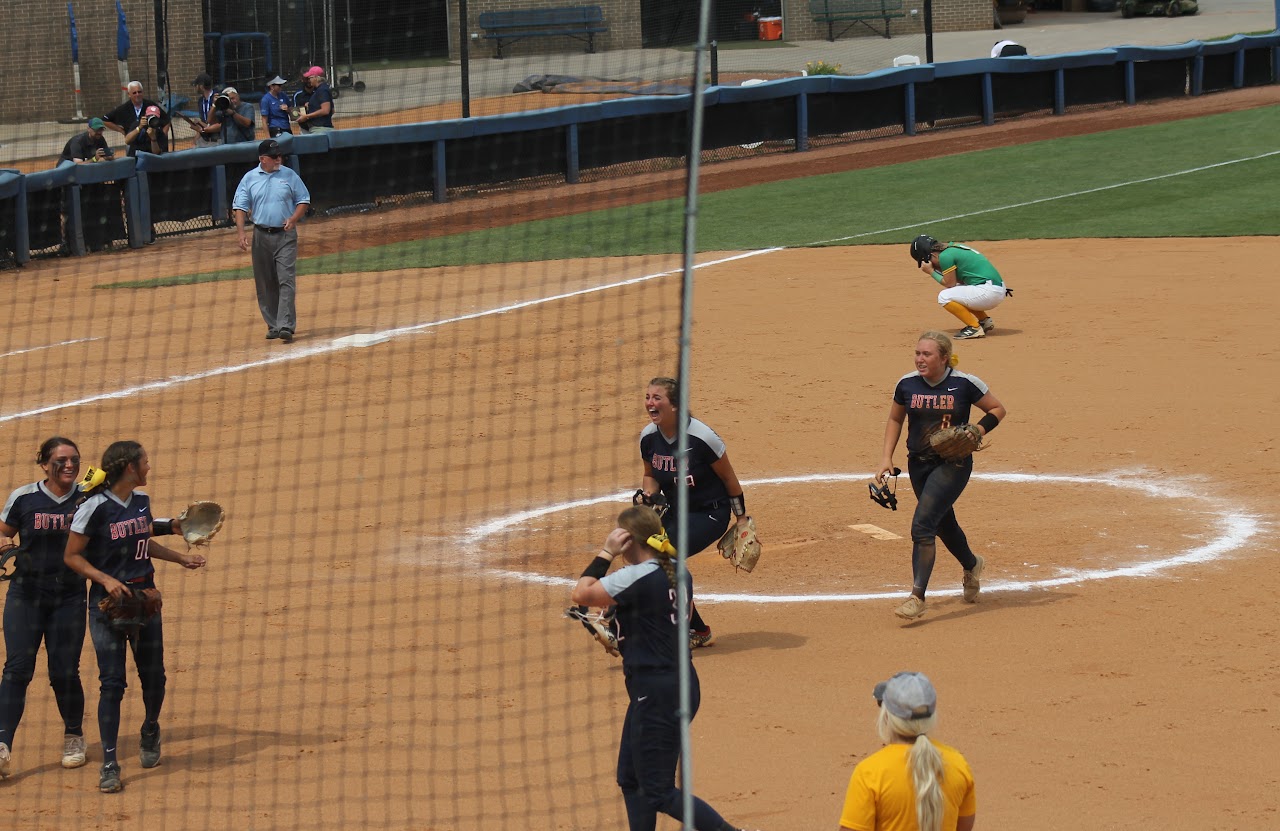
[102,81,168,141]
[58,118,115,166]
[191,73,223,148]
[124,105,169,157]
[213,87,256,145]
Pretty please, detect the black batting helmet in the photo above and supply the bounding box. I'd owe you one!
[910,234,939,264]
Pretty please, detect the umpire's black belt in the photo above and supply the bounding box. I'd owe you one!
[255,225,285,234]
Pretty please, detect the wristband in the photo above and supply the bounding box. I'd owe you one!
[152,518,173,536]
[729,494,746,517]
[978,413,999,433]
[930,271,944,285]
[581,555,612,580]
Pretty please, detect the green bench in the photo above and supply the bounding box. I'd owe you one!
[478,6,607,59]
[809,0,907,41]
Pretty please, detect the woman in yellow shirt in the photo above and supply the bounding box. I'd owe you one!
[839,672,976,831]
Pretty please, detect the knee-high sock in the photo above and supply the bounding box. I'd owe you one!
[944,301,979,328]
[974,309,991,322]
[911,539,938,597]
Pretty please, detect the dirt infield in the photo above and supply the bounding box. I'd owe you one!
[2,90,1278,828]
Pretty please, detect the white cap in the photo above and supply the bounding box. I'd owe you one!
[992,40,1017,58]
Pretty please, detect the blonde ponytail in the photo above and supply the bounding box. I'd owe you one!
[908,734,945,831]
[877,707,944,831]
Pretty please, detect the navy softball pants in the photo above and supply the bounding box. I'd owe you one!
[0,580,86,747]
[617,669,729,831]
[907,454,980,595]
[88,606,166,761]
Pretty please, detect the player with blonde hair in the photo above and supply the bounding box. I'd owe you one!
[839,672,976,831]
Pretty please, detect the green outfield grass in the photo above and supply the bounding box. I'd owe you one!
[104,105,1280,288]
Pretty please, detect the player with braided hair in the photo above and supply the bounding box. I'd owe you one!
[571,506,757,831]
[875,332,1006,621]
[63,441,206,793]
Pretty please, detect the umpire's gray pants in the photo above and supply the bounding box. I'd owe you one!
[251,227,298,334]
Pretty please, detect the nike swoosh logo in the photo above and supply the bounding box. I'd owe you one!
[636,696,649,702]
[946,387,958,391]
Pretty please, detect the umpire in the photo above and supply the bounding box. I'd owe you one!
[233,139,311,342]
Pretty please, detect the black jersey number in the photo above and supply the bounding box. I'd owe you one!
[134,539,151,561]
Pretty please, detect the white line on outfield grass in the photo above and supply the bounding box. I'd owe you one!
[462,472,1264,603]
[6,149,1274,422]
[807,149,1280,246]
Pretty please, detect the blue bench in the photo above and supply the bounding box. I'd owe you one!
[809,0,907,41]
[478,6,607,59]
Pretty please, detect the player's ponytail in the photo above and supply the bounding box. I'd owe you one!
[89,440,145,497]
[877,707,944,831]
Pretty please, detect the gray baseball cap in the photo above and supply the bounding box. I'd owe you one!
[873,672,936,720]
[267,75,287,86]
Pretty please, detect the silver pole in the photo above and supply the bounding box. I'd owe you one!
[676,0,714,828]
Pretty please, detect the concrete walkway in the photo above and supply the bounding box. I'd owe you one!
[2,0,1274,166]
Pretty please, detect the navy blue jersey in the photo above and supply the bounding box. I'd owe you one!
[640,418,729,510]
[600,560,692,675]
[71,490,155,599]
[1,481,83,589]
[893,367,990,455]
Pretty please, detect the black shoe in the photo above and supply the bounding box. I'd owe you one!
[279,329,294,343]
[99,761,123,793]
[265,330,280,340]
[139,725,161,769]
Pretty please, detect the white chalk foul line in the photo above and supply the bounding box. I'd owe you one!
[461,471,1264,604]
[0,250,774,424]
[0,336,101,360]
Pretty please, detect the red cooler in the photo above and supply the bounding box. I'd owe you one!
[757,16,783,41]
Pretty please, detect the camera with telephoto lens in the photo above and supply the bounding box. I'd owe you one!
[144,115,160,130]
[214,93,231,112]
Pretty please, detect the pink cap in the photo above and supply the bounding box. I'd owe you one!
[303,66,324,78]
[144,105,162,117]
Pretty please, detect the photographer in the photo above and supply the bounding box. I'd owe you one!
[213,87,256,145]
[125,105,169,157]
[191,72,222,147]
[102,81,168,139]
[58,118,115,166]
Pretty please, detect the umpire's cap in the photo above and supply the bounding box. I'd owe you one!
[910,234,940,265]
